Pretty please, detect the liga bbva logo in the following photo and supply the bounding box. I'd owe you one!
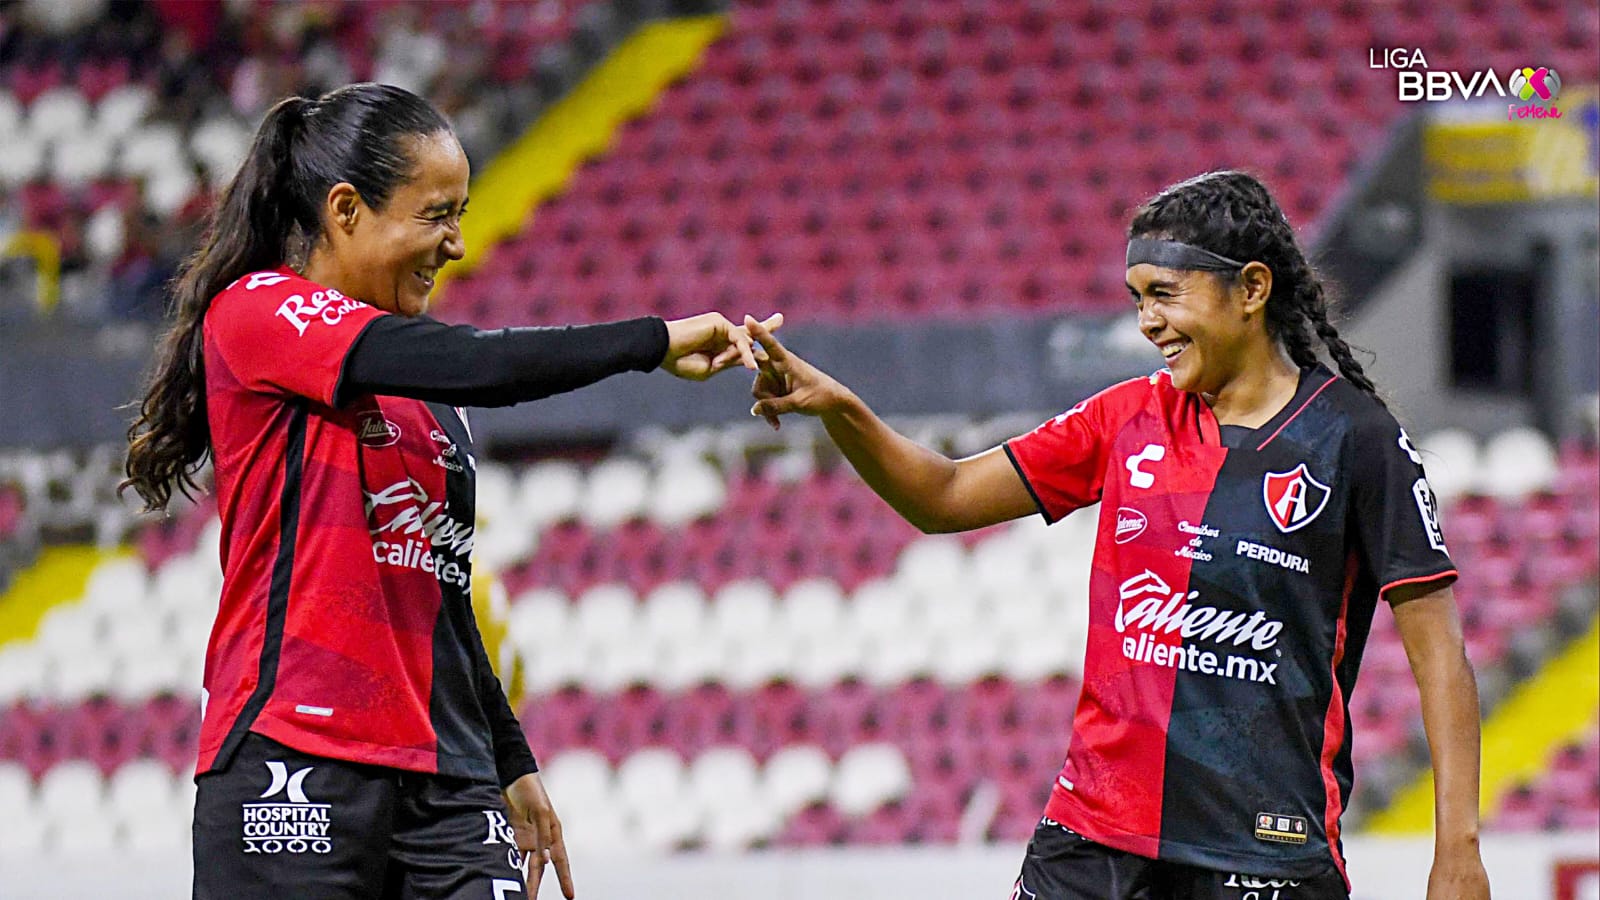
[1262,463,1330,534]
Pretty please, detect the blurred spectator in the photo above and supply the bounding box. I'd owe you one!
[372,4,447,96]
[105,208,175,321]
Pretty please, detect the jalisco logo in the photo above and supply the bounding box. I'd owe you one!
[365,478,474,588]
[1370,48,1563,119]
[357,412,402,448]
[242,761,331,855]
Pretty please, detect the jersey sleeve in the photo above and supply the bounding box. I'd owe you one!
[1349,413,1458,599]
[1003,386,1118,524]
[205,270,387,406]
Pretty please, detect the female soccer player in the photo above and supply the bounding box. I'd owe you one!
[745,171,1490,900]
[122,83,777,900]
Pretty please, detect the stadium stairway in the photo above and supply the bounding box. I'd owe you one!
[440,14,729,290]
[1370,611,1600,834]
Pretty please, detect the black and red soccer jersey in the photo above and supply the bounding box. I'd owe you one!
[1005,365,1456,883]
[198,267,533,785]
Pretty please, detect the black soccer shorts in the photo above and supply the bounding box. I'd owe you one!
[1011,817,1350,900]
[193,733,530,900]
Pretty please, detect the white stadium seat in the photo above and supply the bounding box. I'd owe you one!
[0,134,47,186]
[25,87,91,144]
[647,456,726,527]
[830,744,912,817]
[43,646,118,700]
[106,759,175,820]
[0,90,21,137]
[640,582,709,646]
[893,536,967,598]
[540,749,614,811]
[762,744,832,817]
[36,761,104,820]
[572,584,638,644]
[708,579,777,644]
[776,577,846,640]
[0,645,48,704]
[189,115,251,184]
[1481,426,1558,498]
[49,131,116,185]
[1419,428,1481,502]
[116,121,185,178]
[93,83,153,137]
[508,588,571,656]
[514,460,583,529]
[0,762,33,818]
[581,458,651,529]
[84,203,127,262]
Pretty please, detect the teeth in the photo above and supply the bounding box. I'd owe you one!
[1162,342,1188,359]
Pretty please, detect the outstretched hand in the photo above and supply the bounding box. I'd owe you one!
[746,315,853,429]
[660,312,784,381]
[504,772,574,899]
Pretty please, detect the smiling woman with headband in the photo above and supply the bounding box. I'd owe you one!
[743,171,1489,900]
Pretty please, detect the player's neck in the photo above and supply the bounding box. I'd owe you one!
[1204,345,1302,429]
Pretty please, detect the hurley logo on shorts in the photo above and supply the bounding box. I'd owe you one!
[243,762,331,855]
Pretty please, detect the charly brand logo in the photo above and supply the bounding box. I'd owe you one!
[357,412,402,448]
[243,762,331,855]
[1124,443,1166,489]
[1262,463,1330,534]
[1114,507,1148,544]
[1370,48,1563,119]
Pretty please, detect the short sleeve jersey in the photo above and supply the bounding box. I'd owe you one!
[197,267,526,785]
[1005,365,1456,883]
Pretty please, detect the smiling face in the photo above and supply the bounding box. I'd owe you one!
[326,131,470,317]
[1126,262,1263,395]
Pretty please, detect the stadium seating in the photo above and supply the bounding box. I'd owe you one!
[0,423,1594,852]
[440,0,1600,325]
[0,0,606,317]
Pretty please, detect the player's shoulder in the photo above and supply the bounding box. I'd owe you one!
[216,267,317,303]
[1097,369,1175,408]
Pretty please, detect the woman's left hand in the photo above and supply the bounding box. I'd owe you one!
[504,772,575,898]
[1427,844,1491,900]
[660,312,784,381]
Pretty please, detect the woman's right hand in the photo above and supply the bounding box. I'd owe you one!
[660,312,784,381]
[746,315,854,429]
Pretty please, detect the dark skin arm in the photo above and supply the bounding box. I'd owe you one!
[743,316,1036,533]
[1389,581,1491,900]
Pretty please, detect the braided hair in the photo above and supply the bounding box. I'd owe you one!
[1128,171,1382,404]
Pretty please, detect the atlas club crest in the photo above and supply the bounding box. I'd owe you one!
[1262,463,1330,533]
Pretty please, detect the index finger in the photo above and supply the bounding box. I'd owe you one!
[744,315,789,363]
[551,840,576,898]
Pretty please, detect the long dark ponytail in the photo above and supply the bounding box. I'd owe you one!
[122,84,452,511]
[1128,170,1383,404]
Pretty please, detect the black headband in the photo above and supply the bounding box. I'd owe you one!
[1126,238,1246,272]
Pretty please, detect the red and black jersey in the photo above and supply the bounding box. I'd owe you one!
[1005,365,1456,884]
[198,267,535,784]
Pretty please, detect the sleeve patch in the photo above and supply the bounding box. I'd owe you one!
[1411,477,1448,552]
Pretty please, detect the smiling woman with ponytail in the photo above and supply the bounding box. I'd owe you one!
[124,83,779,900]
[740,171,1489,900]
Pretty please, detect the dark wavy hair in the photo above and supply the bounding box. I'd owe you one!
[1128,170,1381,403]
[122,83,451,511]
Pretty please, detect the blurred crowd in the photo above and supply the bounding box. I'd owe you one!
[0,0,584,321]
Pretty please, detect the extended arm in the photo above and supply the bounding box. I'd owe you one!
[338,311,782,407]
[1390,582,1491,900]
[745,317,1035,533]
